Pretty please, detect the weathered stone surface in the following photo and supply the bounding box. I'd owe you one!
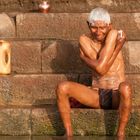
[32,136,59,140]
[32,106,64,135]
[1,74,77,106]
[16,13,87,40]
[126,75,140,107]
[0,0,139,13]
[87,0,140,13]
[32,136,121,140]
[0,136,30,140]
[0,74,140,106]
[32,107,140,135]
[0,76,12,106]
[0,0,40,12]
[123,41,140,74]
[42,40,91,73]
[16,13,140,40]
[0,108,31,135]
[0,13,15,38]
[11,41,41,74]
[111,13,140,41]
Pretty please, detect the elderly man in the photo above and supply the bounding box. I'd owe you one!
[56,7,132,138]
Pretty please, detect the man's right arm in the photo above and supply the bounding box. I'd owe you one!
[80,30,118,75]
[79,34,97,60]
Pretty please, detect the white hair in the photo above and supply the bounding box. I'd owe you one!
[88,7,111,25]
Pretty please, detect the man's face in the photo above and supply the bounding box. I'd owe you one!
[89,20,111,42]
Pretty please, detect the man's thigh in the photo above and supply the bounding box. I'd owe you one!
[66,81,100,109]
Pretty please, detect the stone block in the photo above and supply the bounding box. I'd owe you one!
[32,106,65,135]
[123,41,140,74]
[111,13,140,41]
[127,75,140,107]
[0,108,31,135]
[0,13,15,38]
[31,107,140,135]
[42,40,91,73]
[11,41,41,74]
[0,75,12,105]
[16,13,87,40]
[0,74,78,106]
[16,13,140,40]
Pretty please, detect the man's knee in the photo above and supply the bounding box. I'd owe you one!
[56,81,70,96]
[119,82,132,99]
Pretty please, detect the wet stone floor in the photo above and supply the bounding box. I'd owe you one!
[0,136,140,140]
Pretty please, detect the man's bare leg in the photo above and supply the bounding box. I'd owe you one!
[117,82,132,137]
[56,81,100,136]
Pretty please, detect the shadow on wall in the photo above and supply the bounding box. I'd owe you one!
[50,40,89,75]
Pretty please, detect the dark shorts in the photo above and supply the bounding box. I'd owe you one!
[99,88,120,110]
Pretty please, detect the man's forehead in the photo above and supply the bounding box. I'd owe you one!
[91,20,108,26]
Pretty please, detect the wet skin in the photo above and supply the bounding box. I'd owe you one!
[56,20,132,138]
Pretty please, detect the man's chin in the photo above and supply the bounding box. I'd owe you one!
[96,38,104,42]
[96,37,105,42]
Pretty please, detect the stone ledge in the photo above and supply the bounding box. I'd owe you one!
[32,107,140,136]
[9,40,140,74]
[0,74,140,106]
[0,0,139,13]
[0,107,139,135]
[16,13,140,40]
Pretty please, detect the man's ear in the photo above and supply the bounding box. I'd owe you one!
[87,21,90,28]
[108,23,112,29]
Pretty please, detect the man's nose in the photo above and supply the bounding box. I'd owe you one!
[96,28,101,35]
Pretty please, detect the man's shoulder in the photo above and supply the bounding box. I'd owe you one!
[79,33,93,44]
[105,29,118,43]
[108,29,118,37]
[79,33,92,39]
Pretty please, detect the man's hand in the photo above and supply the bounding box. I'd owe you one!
[80,48,85,58]
[116,30,126,47]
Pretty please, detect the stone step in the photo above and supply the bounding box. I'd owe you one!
[10,40,140,74]
[0,74,140,106]
[0,0,139,13]
[32,107,140,136]
[16,13,140,40]
[0,106,140,135]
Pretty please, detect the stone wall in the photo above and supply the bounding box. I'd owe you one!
[0,0,140,136]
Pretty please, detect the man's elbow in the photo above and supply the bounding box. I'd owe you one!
[96,64,108,76]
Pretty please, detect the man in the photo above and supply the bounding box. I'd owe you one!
[56,7,132,138]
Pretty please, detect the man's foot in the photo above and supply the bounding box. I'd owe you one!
[63,133,73,140]
[117,135,125,140]
[117,131,125,140]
